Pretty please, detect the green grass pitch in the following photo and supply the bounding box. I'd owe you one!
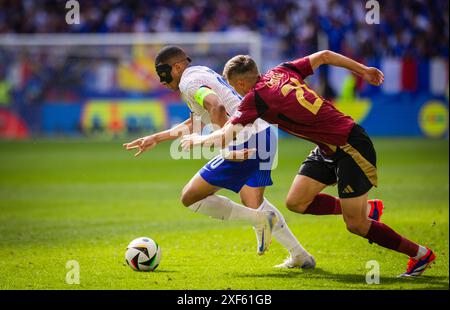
[0,138,448,290]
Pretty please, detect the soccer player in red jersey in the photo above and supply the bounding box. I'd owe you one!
[181,50,435,277]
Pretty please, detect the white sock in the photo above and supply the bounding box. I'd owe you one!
[413,246,428,259]
[188,195,264,225]
[258,198,309,258]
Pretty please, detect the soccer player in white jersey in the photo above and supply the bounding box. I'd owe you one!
[123,46,315,268]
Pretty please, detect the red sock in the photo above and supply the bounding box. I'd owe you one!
[366,221,419,257]
[304,194,342,215]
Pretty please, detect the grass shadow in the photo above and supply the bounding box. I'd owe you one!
[234,268,449,289]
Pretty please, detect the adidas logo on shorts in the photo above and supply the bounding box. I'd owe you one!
[342,185,354,194]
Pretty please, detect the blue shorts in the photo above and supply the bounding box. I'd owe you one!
[199,126,278,193]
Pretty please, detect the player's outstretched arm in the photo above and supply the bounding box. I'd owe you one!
[201,91,228,128]
[180,121,242,151]
[123,118,193,157]
[308,50,384,86]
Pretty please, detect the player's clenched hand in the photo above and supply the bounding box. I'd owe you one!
[222,148,256,162]
[180,133,203,151]
[123,135,157,157]
[362,67,384,86]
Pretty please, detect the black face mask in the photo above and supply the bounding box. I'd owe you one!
[156,63,173,84]
[155,57,192,84]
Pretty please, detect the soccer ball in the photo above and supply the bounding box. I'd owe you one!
[125,237,162,272]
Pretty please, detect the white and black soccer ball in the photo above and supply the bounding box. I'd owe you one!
[125,237,162,272]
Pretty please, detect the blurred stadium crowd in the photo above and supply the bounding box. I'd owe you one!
[0,0,448,139]
[0,0,448,58]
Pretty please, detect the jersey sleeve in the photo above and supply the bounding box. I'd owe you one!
[181,80,204,105]
[230,91,258,126]
[285,56,314,79]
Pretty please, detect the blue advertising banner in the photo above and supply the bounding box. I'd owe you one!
[338,94,448,138]
[35,94,448,138]
[42,103,83,135]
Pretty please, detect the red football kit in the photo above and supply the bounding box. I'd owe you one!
[230,57,355,155]
[229,57,433,269]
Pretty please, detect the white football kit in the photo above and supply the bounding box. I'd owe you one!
[178,65,276,193]
[179,66,270,141]
[177,66,313,264]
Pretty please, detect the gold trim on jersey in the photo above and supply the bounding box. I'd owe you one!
[323,143,337,153]
[340,143,378,187]
[265,72,285,88]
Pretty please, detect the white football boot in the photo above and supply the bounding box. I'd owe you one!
[274,254,316,269]
[253,211,279,255]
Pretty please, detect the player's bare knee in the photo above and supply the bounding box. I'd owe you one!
[180,189,197,207]
[297,201,311,213]
[240,196,248,206]
[345,220,366,236]
[345,222,358,235]
[241,196,263,209]
[180,193,190,207]
[285,200,296,212]
[285,197,309,213]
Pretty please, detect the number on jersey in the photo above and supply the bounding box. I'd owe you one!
[281,77,324,115]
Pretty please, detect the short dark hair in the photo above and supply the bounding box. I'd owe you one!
[155,46,187,65]
[223,55,259,81]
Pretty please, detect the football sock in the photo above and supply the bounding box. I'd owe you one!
[365,220,420,257]
[258,198,309,258]
[187,195,264,225]
[304,193,342,215]
[303,194,374,216]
